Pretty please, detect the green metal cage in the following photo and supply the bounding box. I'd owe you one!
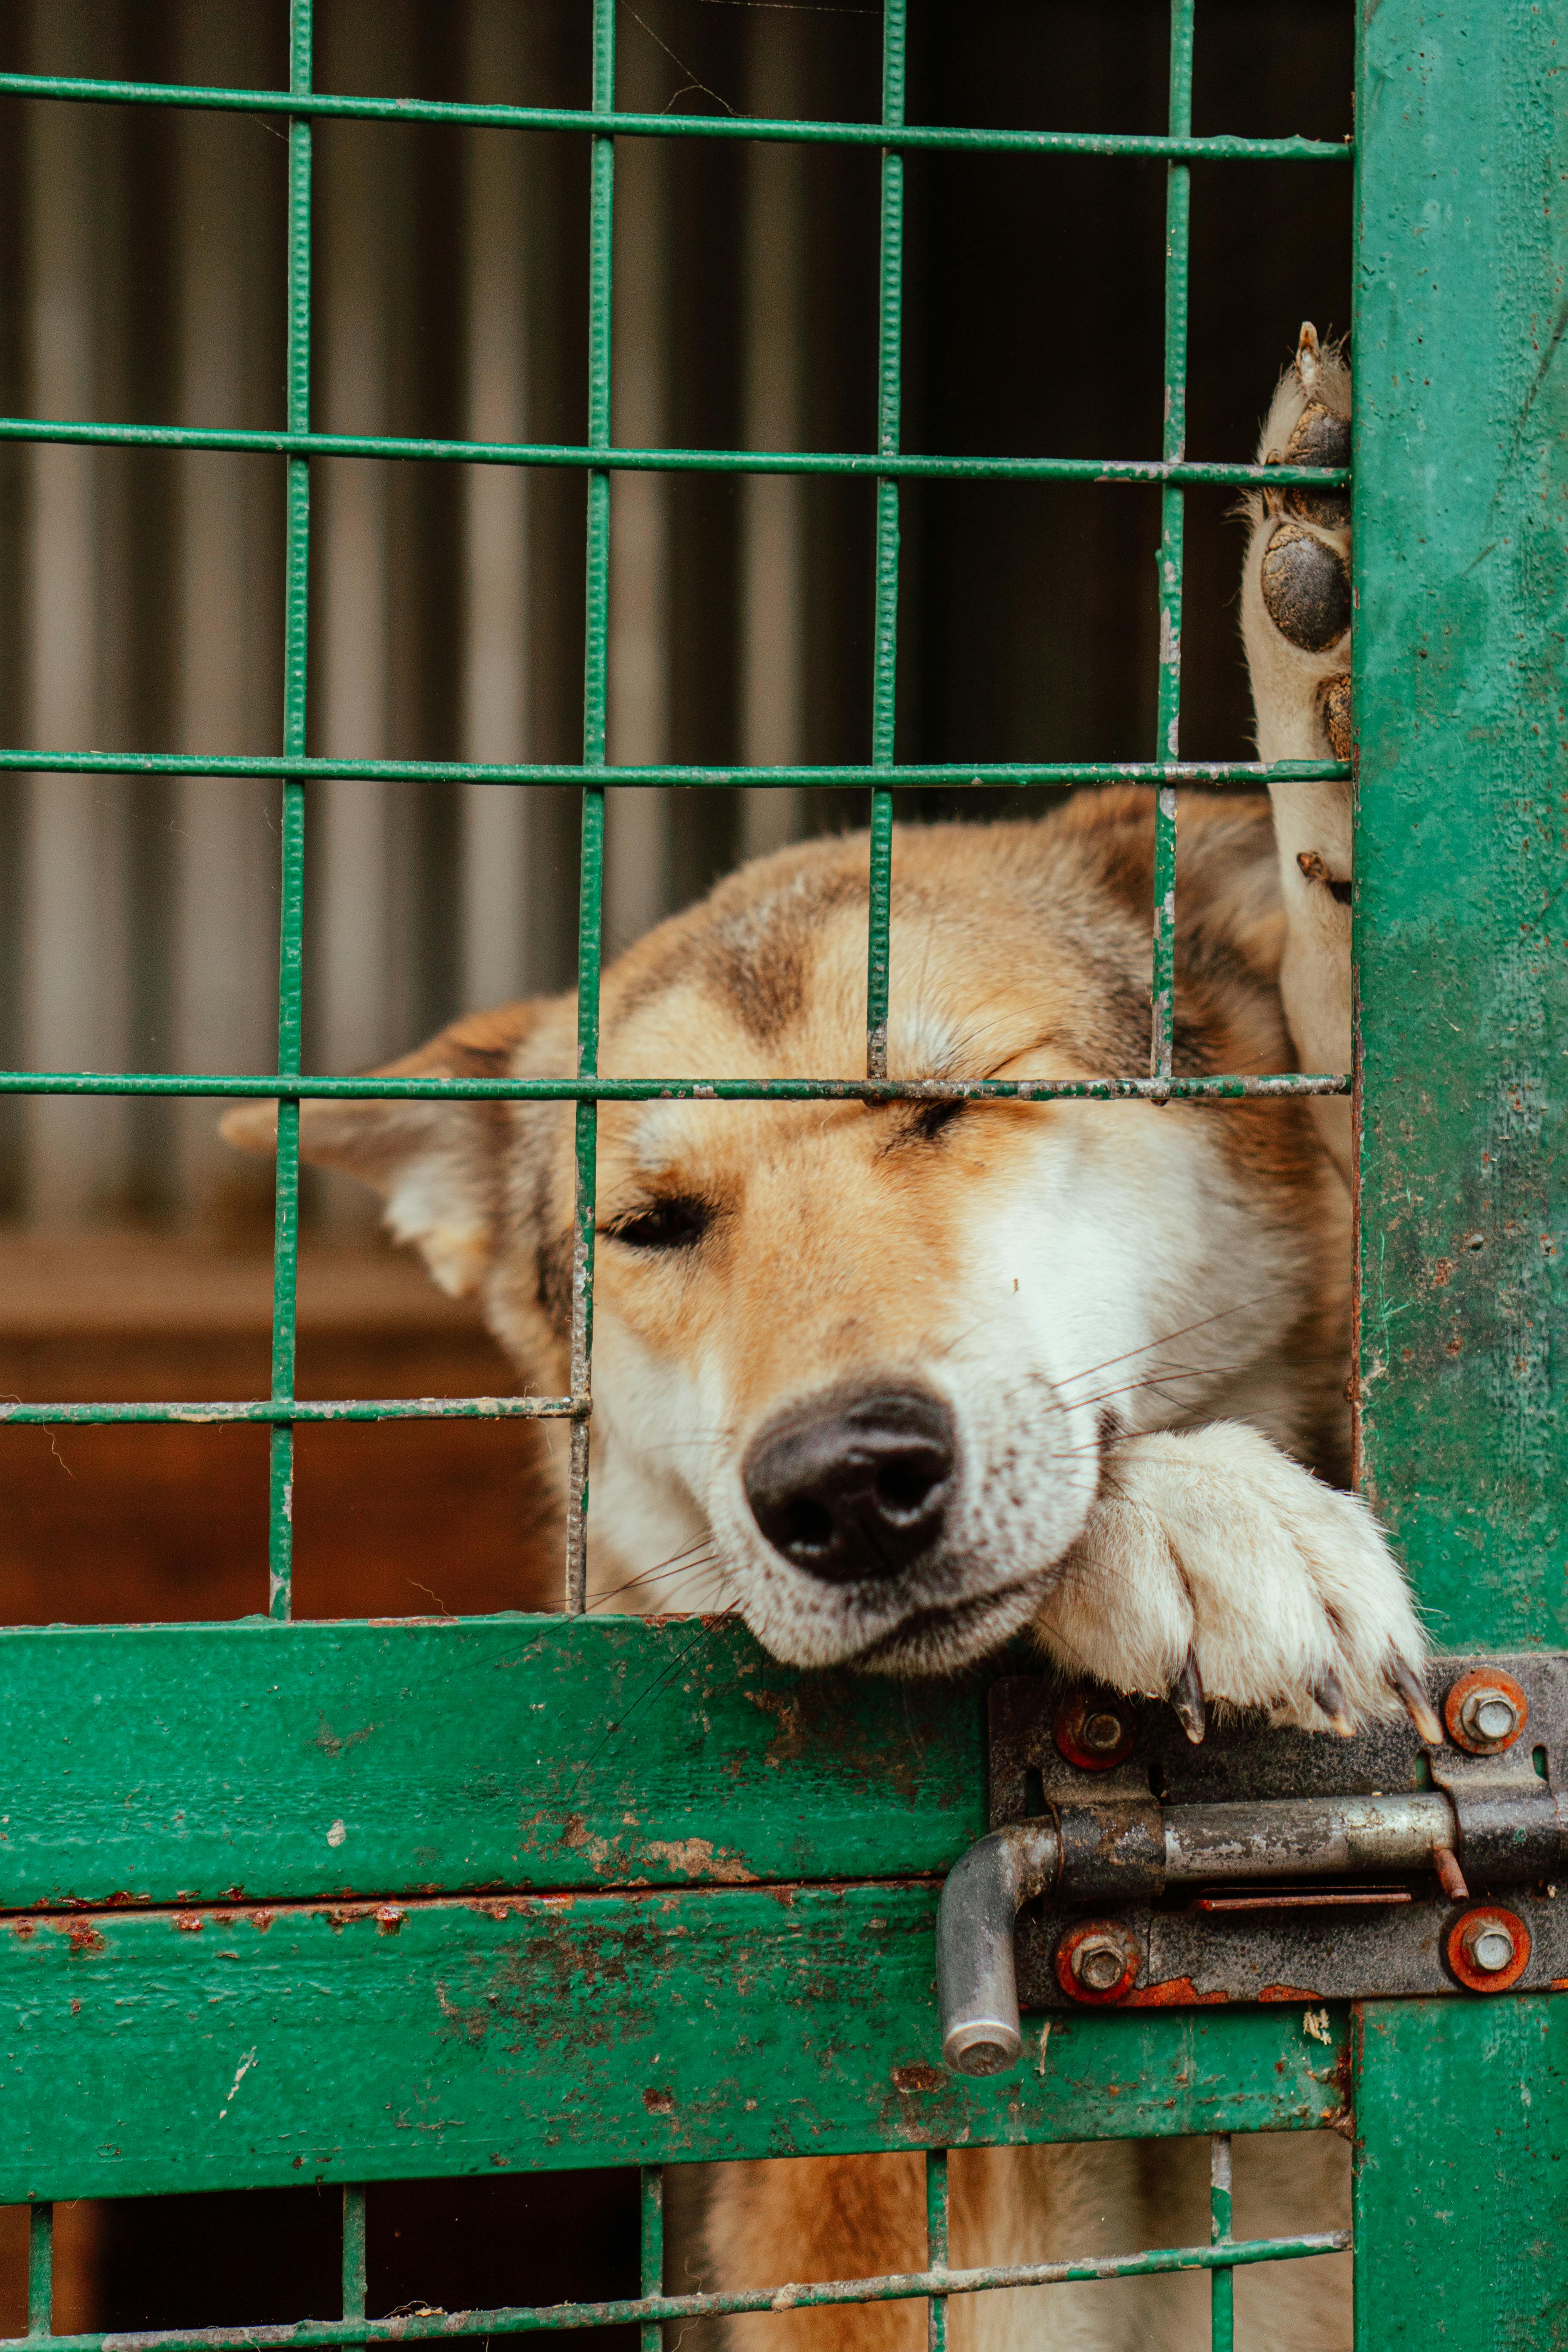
[1,0,1565,2345]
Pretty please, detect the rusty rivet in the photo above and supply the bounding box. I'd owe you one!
[1443,1668,1528,1754]
[1462,1918,1517,1974]
[1445,1904,1531,1993]
[1053,1690,1138,1772]
[1055,1919,1142,2004]
[1461,1688,1520,1746]
[1072,1934,1128,1991]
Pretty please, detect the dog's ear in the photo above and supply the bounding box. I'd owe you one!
[219,1001,554,1299]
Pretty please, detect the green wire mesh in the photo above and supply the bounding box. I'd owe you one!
[15,2149,1344,2347]
[0,0,1355,2330]
[0,0,1354,1605]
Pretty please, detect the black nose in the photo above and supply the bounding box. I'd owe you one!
[742,1385,956,1584]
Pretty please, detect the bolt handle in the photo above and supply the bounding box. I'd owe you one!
[936,1821,1059,2076]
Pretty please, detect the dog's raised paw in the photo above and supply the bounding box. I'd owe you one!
[1035,1420,1430,1741]
[1243,322,1352,767]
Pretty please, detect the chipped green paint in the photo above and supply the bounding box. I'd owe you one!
[1354,0,1568,1648]
[1351,1999,1568,2346]
[0,1,1562,2326]
[0,1617,986,1909]
[0,1884,1349,2203]
[1353,0,1568,2337]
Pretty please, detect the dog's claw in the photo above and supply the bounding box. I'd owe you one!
[1387,1653,1442,1746]
[1170,1648,1206,1744]
[1312,1666,1354,1738]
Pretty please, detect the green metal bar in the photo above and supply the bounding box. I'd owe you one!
[1150,0,1193,1091]
[865,0,906,1080]
[268,0,313,1624]
[639,2169,663,2352]
[1351,0,1568,2334]
[0,415,1349,487]
[926,2150,949,2352]
[0,2234,1352,2352]
[565,0,615,1617]
[1209,2134,1234,2352]
[0,1070,1349,1104]
[342,2186,366,2352]
[26,2207,51,2340]
[0,71,1355,161]
[269,1072,300,1619]
[0,751,1352,788]
[0,1396,579,1426]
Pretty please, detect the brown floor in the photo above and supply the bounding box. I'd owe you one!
[0,1231,564,1624]
[0,2175,642,2342]
[0,1233,621,2335]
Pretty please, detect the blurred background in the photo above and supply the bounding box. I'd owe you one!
[0,0,1352,1636]
[0,0,1353,2330]
[0,3,1356,1595]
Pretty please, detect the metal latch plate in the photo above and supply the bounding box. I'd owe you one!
[990,1654,1568,2010]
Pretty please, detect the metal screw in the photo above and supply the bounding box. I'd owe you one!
[1080,1709,1126,1756]
[1458,1686,1520,1746]
[1461,1919,1517,1975]
[1071,1932,1131,1992]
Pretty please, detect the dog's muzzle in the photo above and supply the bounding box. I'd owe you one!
[740,1383,955,1585]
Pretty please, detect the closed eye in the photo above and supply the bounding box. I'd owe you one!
[883,1095,966,1155]
[913,1095,965,1142]
[604,1196,713,1252]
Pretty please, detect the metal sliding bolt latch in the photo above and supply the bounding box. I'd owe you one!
[937,1656,1568,2075]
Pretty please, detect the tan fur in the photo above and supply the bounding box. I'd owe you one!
[222,790,1397,2350]
[223,339,1395,2352]
[675,2134,1350,2351]
[223,783,1417,1702]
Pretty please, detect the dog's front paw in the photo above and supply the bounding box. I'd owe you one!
[1242,321,1352,770]
[1035,1421,1435,1741]
[1242,324,1356,1172]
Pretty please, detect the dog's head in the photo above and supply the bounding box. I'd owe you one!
[224,789,1340,1673]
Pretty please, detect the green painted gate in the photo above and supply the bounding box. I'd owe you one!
[1,1,1565,2343]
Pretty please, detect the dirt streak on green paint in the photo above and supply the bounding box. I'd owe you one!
[1352,0,1568,2336]
[0,1882,1349,2202]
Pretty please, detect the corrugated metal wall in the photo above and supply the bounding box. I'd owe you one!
[0,0,1353,1234]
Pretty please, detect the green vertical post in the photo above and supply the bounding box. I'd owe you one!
[25,2207,51,2340]
[639,2166,664,2352]
[1208,2134,1233,2352]
[865,0,906,1080]
[924,2148,948,2352]
[567,0,615,1612]
[269,0,313,1622]
[342,2186,366,2350]
[1150,0,1192,1090]
[1351,0,1568,2340]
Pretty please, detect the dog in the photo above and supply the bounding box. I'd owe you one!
[225,331,1400,2348]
